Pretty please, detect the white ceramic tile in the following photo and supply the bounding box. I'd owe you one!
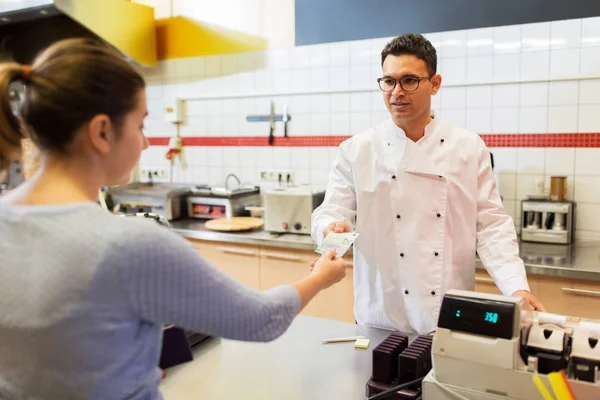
[239,147,257,167]
[291,114,310,135]
[310,114,330,135]
[519,106,548,134]
[220,54,237,76]
[291,147,311,170]
[330,66,350,90]
[493,84,520,107]
[310,44,330,68]
[493,53,521,82]
[548,81,580,105]
[254,50,270,71]
[516,174,546,199]
[550,19,582,49]
[517,149,546,174]
[310,148,330,170]
[582,16,600,47]
[330,113,351,135]
[207,116,223,135]
[466,86,492,108]
[254,70,273,93]
[350,112,372,133]
[579,79,600,104]
[466,27,494,56]
[273,148,292,169]
[441,108,466,127]
[440,30,467,58]
[207,147,224,166]
[423,33,441,50]
[493,25,521,54]
[491,148,518,173]
[236,52,255,73]
[273,71,291,93]
[578,105,600,132]
[574,176,600,203]
[371,91,386,113]
[255,147,274,169]
[575,204,600,233]
[580,46,600,75]
[466,55,493,84]
[350,64,375,90]
[575,148,600,175]
[309,67,329,91]
[223,147,240,166]
[295,169,311,185]
[521,22,551,52]
[289,94,311,114]
[519,82,548,106]
[272,49,290,70]
[290,70,310,93]
[350,92,371,113]
[441,87,466,109]
[291,46,311,69]
[310,168,331,187]
[440,57,466,85]
[329,42,351,67]
[502,199,517,222]
[372,63,383,81]
[431,92,442,110]
[466,108,492,133]
[545,148,575,176]
[330,93,351,113]
[521,51,550,81]
[492,107,519,132]
[371,111,389,126]
[222,118,239,135]
[497,173,517,199]
[548,105,578,133]
[351,39,376,65]
[550,49,581,78]
[310,94,331,114]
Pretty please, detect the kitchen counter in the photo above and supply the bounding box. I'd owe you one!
[172,219,600,281]
[159,315,397,400]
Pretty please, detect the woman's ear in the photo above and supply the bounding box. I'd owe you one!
[88,114,113,155]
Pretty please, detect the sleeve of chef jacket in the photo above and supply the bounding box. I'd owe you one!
[311,144,357,246]
[475,137,530,296]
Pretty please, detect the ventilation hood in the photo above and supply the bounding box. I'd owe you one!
[0,0,157,67]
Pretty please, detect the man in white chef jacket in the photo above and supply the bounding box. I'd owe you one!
[311,33,545,334]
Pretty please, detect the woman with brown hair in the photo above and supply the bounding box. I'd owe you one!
[0,38,347,399]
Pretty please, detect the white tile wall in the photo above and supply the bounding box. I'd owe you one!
[140,16,600,240]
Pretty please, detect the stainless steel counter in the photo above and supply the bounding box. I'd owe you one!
[172,219,600,281]
[159,315,396,400]
[171,219,317,251]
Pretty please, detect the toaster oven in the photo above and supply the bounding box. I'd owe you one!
[263,186,326,235]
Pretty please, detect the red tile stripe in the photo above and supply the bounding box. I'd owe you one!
[147,133,600,148]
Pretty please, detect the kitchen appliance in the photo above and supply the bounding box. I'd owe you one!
[186,185,261,219]
[106,182,192,221]
[0,0,156,67]
[263,186,326,234]
[550,176,567,201]
[420,290,600,399]
[521,200,575,244]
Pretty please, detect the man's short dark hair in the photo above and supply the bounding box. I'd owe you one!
[381,33,437,75]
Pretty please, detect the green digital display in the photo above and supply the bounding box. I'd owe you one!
[485,312,499,324]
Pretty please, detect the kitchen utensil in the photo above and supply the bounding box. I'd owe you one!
[282,104,290,137]
[187,185,261,219]
[550,176,567,201]
[268,101,275,145]
[204,216,264,232]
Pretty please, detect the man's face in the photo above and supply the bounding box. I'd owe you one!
[381,54,441,125]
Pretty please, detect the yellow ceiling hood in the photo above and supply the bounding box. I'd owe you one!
[156,16,268,59]
[0,0,157,67]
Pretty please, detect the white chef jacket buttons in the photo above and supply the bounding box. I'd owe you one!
[431,291,436,295]
[440,139,445,143]
[404,290,409,294]
[434,252,439,256]
[396,214,401,219]
[392,175,396,179]
[436,213,441,218]
[400,253,404,257]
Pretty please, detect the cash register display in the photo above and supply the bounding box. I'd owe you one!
[438,294,515,339]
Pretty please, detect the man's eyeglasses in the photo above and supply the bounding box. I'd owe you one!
[377,75,433,92]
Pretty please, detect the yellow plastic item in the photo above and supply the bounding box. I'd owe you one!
[532,373,555,400]
[548,372,574,400]
[354,338,370,349]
